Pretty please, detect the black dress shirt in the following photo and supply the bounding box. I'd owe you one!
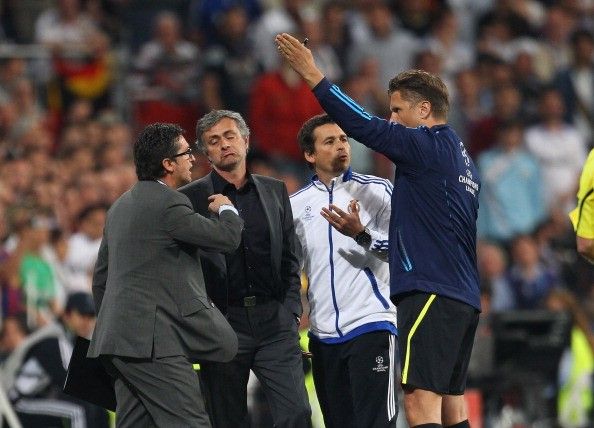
[211,170,273,300]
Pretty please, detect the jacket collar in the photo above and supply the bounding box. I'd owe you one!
[310,167,352,191]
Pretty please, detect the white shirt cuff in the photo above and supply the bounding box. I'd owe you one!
[219,204,238,216]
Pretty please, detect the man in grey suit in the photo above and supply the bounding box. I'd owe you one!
[88,123,244,427]
[180,110,311,427]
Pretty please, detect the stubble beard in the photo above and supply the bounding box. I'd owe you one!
[331,157,349,174]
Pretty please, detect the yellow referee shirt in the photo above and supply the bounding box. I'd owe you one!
[570,149,594,239]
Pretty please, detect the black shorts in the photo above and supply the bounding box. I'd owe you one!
[393,291,479,395]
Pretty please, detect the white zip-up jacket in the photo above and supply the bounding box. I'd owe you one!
[290,168,397,343]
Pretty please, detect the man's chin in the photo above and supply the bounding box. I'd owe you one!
[332,159,350,171]
[216,162,238,172]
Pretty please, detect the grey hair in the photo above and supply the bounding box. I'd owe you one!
[195,110,250,154]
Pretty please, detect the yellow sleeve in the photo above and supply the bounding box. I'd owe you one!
[570,149,594,239]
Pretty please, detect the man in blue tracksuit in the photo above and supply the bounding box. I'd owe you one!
[276,33,481,428]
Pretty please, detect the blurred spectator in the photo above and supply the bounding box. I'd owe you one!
[248,58,322,172]
[320,0,355,76]
[63,204,106,295]
[0,313,28,363]
[41,228,69,305]
[348,0,420,88]
[300,10,343,83]
[34,0,97,54]
[475,12,519,61]
[468,83,523,158]
[51,31,114,113]
[525,87,587,214]
[7,292,109,428]
[507,235,558,310]
[510,44,544,122]
[16,215,60,329]
[0,313,29,407]
[447,0,494,45]
[201,4,262,116]
[187,0,262,47]
[249,0,310,71]
[538,5,578,82]
[449,68,488,144]
[390,0,445,37]
[545,288,594,428]
[0,58,27,103]
[554,28,594,148]
[7,77,48,144]
[133,11,199,103]
[35,0,112,114]
[131,11,201,141]
[477,241,514,312]
[424,7,474,80]
[477,119,546,243]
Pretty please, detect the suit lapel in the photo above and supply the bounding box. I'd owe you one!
[253,176,280,270]
[197,174,217,221]
[198,173,227,272]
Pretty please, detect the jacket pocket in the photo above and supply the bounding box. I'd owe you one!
[181,297,211,316]
[396,229,413,272]
[363,267,390,309]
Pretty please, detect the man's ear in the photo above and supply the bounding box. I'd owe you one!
[304,150,316,165]
[419,100,432,120]
[162,158,175,174]
[245,135,250,153]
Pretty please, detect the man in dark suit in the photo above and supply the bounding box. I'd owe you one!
[180,110,311,427]
[88,123,244,427]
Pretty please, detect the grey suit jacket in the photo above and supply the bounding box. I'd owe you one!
[179,173,302,318]
[88,181,244,363]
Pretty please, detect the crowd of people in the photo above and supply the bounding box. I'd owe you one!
[0,0,592,426]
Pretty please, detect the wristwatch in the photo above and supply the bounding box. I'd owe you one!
[354,227,372,247]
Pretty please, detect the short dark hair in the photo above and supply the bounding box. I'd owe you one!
[297,114,336,169]
[388,69,449,120]
[134,123,184,180]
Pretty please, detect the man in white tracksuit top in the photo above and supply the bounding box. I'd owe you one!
[290,114,398,428]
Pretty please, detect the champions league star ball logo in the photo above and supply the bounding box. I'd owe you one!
[373,356,388,373]
[303,205,314,221]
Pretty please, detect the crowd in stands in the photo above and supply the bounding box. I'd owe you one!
[0,0,593,426]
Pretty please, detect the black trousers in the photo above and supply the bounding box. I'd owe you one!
[102,354,210,427]
[200,300,311,427]
[308,331,398,428]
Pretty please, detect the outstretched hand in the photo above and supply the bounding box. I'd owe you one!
[275,33,325,88]
[321,200,365,238]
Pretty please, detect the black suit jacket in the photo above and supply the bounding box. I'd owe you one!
[180,173,302,318]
